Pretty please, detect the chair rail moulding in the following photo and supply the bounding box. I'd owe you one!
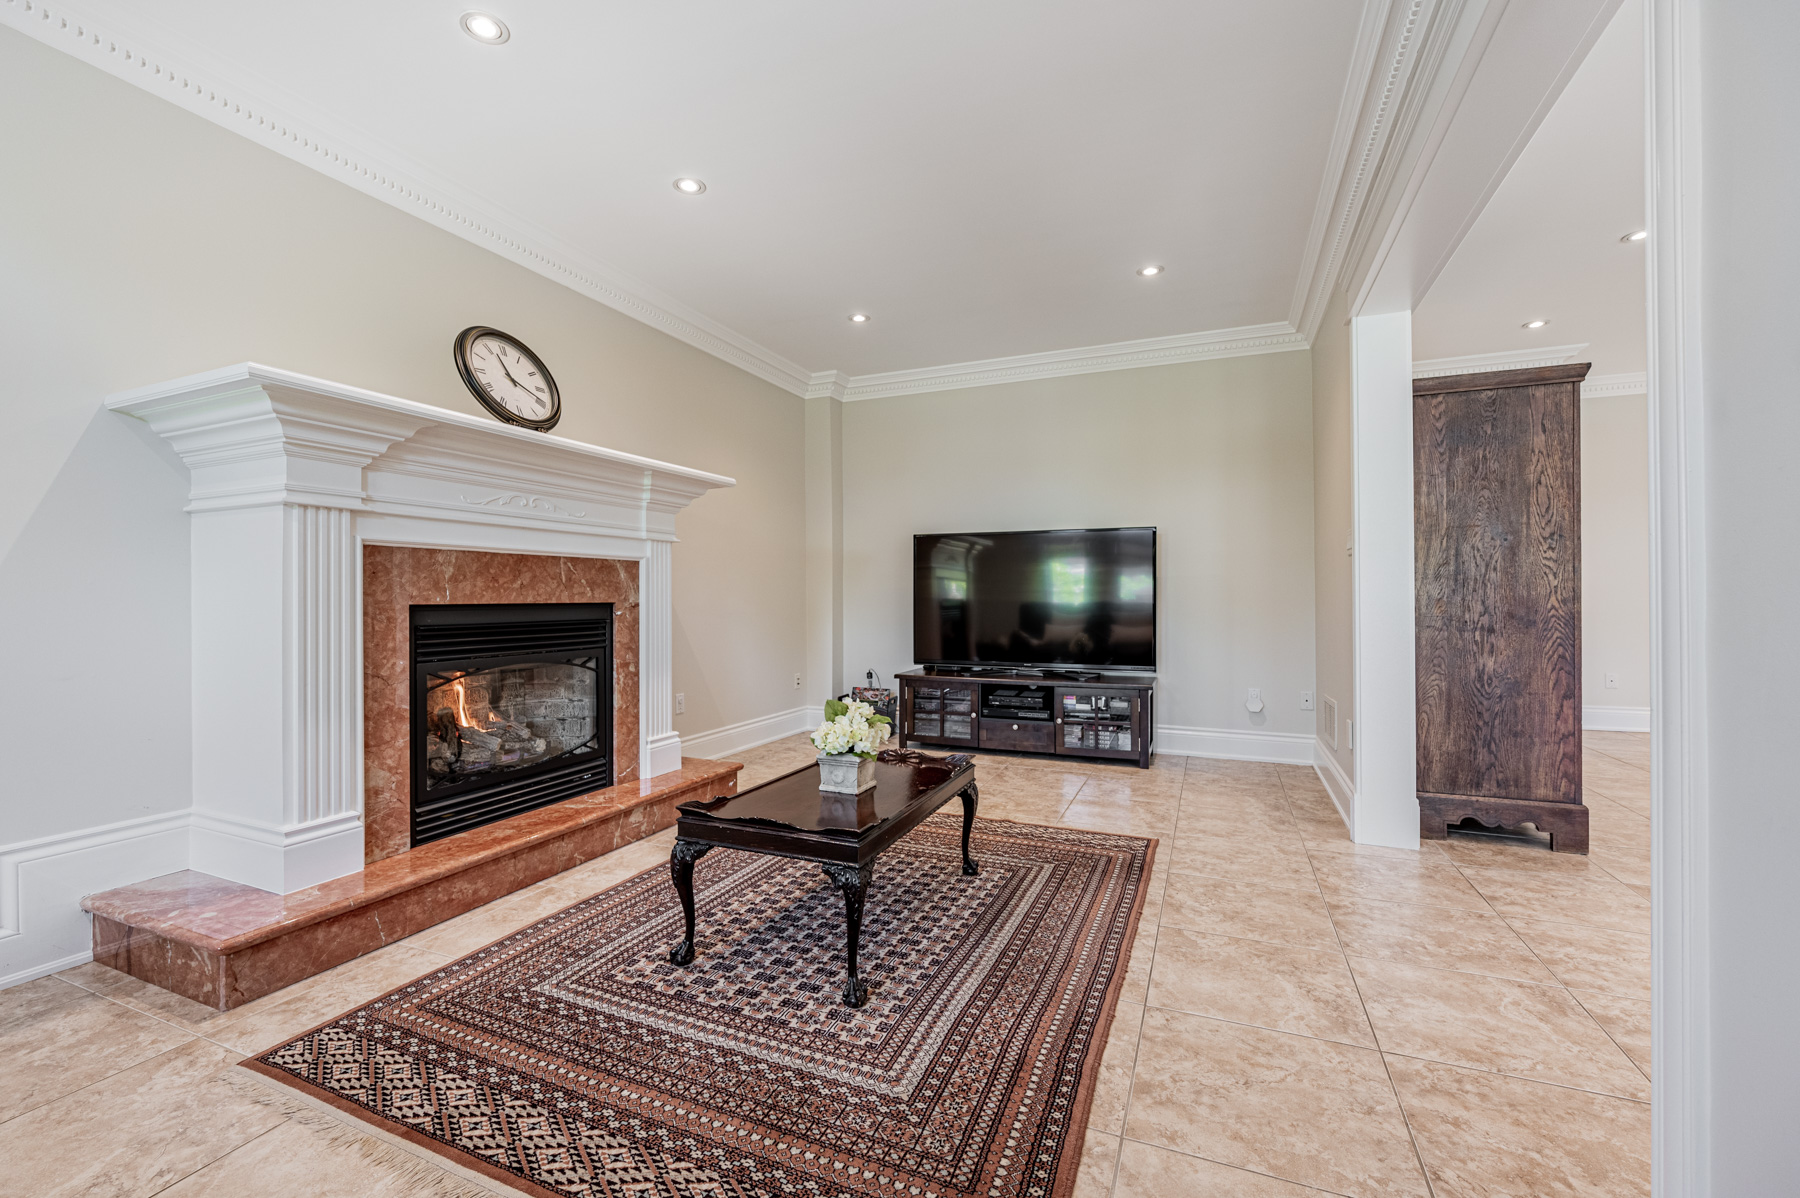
[107,363,734,895]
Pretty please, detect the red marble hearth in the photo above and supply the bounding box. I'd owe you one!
[83,760,740,1010]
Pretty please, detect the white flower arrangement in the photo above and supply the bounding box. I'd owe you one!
[810,698,892,759]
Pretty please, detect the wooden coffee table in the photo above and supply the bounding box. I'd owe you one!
[667,747,979,1008]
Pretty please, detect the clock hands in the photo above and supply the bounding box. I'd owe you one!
[492,351,546,414]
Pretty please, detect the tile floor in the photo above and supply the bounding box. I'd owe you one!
[0,733,1652,1197]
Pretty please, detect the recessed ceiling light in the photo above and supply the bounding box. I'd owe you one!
[848,313,870,324]
[1621,229,1648,242]
[672,177,706,195]
[460,12,509,43]
[1523,319,1549,329]
[1137,265,1164,277]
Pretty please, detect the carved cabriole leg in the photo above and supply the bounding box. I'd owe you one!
[821,862,874,1008]
[959,782,981,876]
[668,840,712,965]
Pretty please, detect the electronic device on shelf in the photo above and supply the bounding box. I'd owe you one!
[895,668,1155,768]
[913,527,1156,673]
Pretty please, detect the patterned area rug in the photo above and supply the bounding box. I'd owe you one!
[245,814,1154,1198]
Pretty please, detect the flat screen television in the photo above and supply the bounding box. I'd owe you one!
[913,527,1156,671]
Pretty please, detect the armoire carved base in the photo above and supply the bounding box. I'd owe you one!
[1418,792,1590,855]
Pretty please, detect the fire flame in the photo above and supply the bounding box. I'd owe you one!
[450,678,473,727]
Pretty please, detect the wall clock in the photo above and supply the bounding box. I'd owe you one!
[453,326,562,431]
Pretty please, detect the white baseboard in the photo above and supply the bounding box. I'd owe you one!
[1,810,190,991]
[1152,725,1314,765]
[1584,705,1651,732]
[1312,737,1356,837]
[680,705,823,762]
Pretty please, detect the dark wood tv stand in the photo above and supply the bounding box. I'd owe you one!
[897,668,1155,769]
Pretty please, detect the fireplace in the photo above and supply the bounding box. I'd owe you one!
[410,603,614,846]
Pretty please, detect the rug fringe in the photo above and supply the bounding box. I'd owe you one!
[226,1065,523,1197]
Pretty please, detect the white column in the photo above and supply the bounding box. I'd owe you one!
[641,537,681,778]
[804,395,844,706]
[188,501,364,890]
[1350,310,1420,849]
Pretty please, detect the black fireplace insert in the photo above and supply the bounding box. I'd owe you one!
[410,603,613,846]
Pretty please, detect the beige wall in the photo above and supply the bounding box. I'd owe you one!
[0,26,805,842]
[839,352,1318,754]
[1580,393,1651,714]
[1310,291,1355,781]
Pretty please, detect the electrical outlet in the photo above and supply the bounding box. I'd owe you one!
[674,692,685,715]
[1245,687,1264,714]
[1300,690,1315,711]
[794,672,802,689]
[1605,672,1619,690]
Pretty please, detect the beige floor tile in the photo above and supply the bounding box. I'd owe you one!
[1508,918,1651,999]
[1459,867,1652,935]
[1148,927,1375,1047]
[1113,1139,1334,1197]
[1078,774,1187,805]
[1438,838,1617,878]
[1386,1055,1650,1197]
[1585,791,1650,823]
[1165,838,1320,892]
[1598,789,1651,817]
[1324,895,1557,984]
[1124,1008,1429,1197]
[1572,989,1652,1079]
[1307,852,1490,912]
[1089,1001,1145,1135]
[1185,759,1282,784]
[1300,833,1452,864]
[1590,851,1653,889]
[1072,1129,1122,1198]
[0,989,195,1122]
[56,962,228,1035]
[0,975,90,1033]
[153,1112,491,1198]
[1350,957,1649,1100]
[1176,807,1298,843]
[1581,755,1652,794]
[1584,732,1651,771]
[401,881,576,956]
[1060,798,1179,837]
[0,1038,284,1198]
[1159,874,1338,949]
[199,945,450,1056]
[980,795,1074,826]
[1624,882,1651,902]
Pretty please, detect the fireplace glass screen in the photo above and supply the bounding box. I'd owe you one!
[422,660,600,788]
[410,603,613,847]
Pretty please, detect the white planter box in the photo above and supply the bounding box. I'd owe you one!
[817,753,877,794]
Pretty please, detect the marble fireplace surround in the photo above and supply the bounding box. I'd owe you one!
[106,363,735,896]
[362,546,641,864]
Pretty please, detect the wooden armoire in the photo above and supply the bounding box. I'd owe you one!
[1414,363,1588,853]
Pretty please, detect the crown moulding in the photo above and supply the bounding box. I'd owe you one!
[807,322,1309,402]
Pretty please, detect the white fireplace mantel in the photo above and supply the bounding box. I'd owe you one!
[108,363,735,894]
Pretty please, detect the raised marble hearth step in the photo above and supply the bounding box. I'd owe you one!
[81,758,742,1011]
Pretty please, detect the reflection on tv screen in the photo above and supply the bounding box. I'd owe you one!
[913,528,1155,669]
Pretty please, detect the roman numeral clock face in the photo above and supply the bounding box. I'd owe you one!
[453,327,562,431]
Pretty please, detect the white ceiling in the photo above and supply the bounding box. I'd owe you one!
[1412,1,1645,379]
[46,0,1365,381]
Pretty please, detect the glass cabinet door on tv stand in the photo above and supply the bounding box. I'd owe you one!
[897,671,1154,768]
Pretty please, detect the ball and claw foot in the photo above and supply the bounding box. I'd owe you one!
[669,939,697,966]
[962,856,980,877]
[842,977,868,1008]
